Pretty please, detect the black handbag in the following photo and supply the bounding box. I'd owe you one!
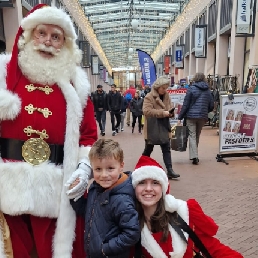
[171,125,188,152]
[146,117,170,145]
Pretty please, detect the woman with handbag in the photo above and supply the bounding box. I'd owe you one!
[142,76,179,179]
[131,155,244,258]
[178,73,214,165]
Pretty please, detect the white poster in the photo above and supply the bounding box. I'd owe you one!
[236,0,251,34]
[195,27,204,57]
[219,94,258,153]
[91,55,99,75]
[168,89,187,127]
[156,63,163,78]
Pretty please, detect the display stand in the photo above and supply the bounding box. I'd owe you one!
[216,93,258,165]
[216,152,258,165]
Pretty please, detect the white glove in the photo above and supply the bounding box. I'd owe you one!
[65,159,92,201]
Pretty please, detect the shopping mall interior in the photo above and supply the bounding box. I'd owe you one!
[1,0,258,92]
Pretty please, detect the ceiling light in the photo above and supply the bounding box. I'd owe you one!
[131,19,139,29]
[129,48,134,53]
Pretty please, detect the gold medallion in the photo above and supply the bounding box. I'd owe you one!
[22,138,51,165]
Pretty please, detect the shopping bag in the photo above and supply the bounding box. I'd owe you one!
[147,117,170,145]
[171,126,188,152]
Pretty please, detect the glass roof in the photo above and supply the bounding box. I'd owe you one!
[79,0,189,69]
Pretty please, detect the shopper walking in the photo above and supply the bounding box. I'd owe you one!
[178,73,214,165]
[107,84,123,136]
[120,90,128,132]
[92,84,107,136]
[142,76,180,179]
[130,91,143,134]
[124,85,136,126]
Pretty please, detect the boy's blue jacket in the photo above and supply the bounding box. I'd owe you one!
[70,172,140,258]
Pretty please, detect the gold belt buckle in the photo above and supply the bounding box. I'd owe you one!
[22,138,51,165]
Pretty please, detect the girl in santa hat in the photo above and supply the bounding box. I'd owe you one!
[130,155,243,258]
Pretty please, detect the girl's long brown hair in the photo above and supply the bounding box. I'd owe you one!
[136,197,178,242]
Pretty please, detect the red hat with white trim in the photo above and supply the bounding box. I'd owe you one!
[132,155,179,212]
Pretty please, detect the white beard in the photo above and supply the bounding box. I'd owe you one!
[18,41,77,85]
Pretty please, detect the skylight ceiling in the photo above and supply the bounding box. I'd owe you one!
[79,0,189,69]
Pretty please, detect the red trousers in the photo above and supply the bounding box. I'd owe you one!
[4,214,85,258]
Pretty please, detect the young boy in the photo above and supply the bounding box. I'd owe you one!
[69,139,140,258]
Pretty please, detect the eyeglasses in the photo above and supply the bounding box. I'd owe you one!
[33,27,64,45]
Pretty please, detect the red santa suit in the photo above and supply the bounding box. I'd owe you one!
[0,4,97,258]
[131,156,243,258]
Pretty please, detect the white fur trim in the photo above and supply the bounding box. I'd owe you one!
[21,6,77,39]
[165,195,179,213]
[72,67,91,109]
[0,54,21,120]
[0,162,62,217]
[0,54,11,90]
[132,165,168,195]
[141,198,189,258]
[0,89,22,120]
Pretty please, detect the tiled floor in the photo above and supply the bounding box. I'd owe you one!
[101,116,258,258]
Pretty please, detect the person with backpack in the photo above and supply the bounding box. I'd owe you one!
[124,85,136,126]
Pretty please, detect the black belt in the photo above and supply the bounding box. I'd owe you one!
[0,137,64,165]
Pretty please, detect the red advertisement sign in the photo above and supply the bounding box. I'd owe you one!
[164,55,171,75]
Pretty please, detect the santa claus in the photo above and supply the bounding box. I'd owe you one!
[0,4,97,258]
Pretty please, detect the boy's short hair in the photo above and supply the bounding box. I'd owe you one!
[89,139,124,164]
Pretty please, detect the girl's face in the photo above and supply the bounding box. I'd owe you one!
[135,179,163,209]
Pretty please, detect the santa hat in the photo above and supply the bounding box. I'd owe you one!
[132,155,179,212]
[6,4,77,91]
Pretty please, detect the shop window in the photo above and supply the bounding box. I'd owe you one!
[208,0,217,41]
[220,0,233,32]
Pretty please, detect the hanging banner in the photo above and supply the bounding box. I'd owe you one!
[99,65,104,79]
[219,94,258,153]
[175,45,184,69]
[79,41,90,68]
[164,55,171,75]
[91,55,99,75]
[195,26,207,58]
[136,49,156,87]
[156,63,163,78]
[236,0,251,34]
[105,71,109,83]
[103,67,106,81]
[167,89,187,127]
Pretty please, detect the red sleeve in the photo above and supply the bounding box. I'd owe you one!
[79,97,98,146]
[183,199,243,258]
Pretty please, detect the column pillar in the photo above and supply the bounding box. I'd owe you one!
[228,0,245,86]
[215,0,228,75]
[3,2,23,52]
[205,43,216,75]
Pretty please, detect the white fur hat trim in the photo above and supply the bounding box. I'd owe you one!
[132,165,168,195]
[21,6,77,39]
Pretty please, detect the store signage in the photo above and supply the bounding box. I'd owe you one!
[156,63,163,78]
[236,0,251,34]
[91,55,99,75]
[175,45,184,69]
[99,65,103,79]
[168,89,187,126]
[219,94,258,153]
[164,55,171,75]
[79,41,90,68]
[195,27,204,57]
[194,25,207,58]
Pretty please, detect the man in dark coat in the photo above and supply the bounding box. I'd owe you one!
[107,84,123,136]
[92,84,108,136]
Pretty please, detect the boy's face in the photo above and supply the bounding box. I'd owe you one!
[91,157,124,188]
